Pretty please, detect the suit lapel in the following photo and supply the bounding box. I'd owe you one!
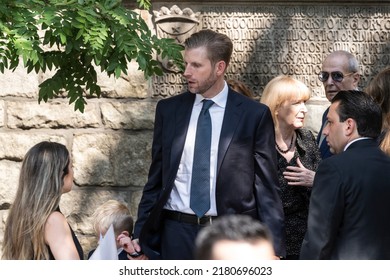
[217,90,243,174]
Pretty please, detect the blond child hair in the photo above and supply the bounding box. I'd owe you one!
[92,200,133,239]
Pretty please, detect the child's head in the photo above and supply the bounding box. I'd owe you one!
[92,200,133,240]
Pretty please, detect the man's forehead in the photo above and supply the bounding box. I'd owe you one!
[323,58,348,70]
[328,102,340,117]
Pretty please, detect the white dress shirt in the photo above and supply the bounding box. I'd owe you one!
[164,82,228,216]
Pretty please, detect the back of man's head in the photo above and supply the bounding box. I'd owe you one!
[332,90,382,138]
[195,215,274,260]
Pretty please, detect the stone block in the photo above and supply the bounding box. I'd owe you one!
[0,133,67,160]
[72,132,152,187]
[0,161,22,207]
[6,100,101,129]
[97,62,148,99]
[0,100,4,128]
[0,65,39,98]
[101,101,156,130]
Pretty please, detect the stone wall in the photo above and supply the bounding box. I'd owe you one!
[1,1,390,259]
[152,1,390,133]
[0,57,155,257]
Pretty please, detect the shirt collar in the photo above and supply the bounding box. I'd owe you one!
[194,81,228,108]
[344,137,372,151]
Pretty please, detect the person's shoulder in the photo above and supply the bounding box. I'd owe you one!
[155,92,193,113]
[229,90,267,110]
[297,128,312,135]
[46,211,67,228]
[296,128,316,139]
[45,211,71,244]
[318,152,342,169]
[158,91,192,104]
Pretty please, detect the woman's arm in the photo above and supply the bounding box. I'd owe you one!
[45,211,80,260]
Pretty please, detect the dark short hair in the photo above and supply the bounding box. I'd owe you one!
[184,29,233,67]
[332,90,382,138]
[194,215,273,260]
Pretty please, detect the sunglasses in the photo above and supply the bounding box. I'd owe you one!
[318,71,355,82]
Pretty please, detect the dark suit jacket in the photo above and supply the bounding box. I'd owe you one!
[301,139,390,259]
[134,89,285,259]
[317,107,333,159]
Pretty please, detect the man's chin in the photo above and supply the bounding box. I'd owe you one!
[326,93,337,101]
[329,147,338,154]
[187,88,201,94]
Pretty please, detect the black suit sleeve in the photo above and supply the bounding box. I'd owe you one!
[300,159,344,259]
[253,107,286,257]
[133,101,164,238]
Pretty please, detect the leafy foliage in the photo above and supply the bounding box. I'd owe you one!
[0,0,184,112]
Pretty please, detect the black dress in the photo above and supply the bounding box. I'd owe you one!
[48,210,84,260]
[276,128,321,259]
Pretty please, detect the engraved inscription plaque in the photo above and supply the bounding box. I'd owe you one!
[152,5,390,99]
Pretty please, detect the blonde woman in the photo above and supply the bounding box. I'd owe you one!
[261,75,321,259]
[2,141,83,260]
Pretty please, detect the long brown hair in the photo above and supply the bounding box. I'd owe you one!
[365,67,390,155]
[2,141,70,259]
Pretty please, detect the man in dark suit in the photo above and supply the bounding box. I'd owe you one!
[127,29,285,260]
[317,51,360,159]
[301,90,390,259]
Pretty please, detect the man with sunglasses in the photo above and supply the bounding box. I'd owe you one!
[317,50,360,159]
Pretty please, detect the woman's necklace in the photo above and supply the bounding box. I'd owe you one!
[275,135,294,154]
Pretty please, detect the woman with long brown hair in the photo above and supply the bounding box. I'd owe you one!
[2,141,83,260]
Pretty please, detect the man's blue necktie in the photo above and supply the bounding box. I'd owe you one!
[190,99,214,218]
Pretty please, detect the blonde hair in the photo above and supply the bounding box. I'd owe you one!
[2,142,70,260]
[260,75,311,130]
[92,200,133,237]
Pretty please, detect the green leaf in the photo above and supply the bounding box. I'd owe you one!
[75,16,86,24]
[75,29,84,40]
[72,21,84,29]
[75,97,86,113]
[59,33,66,44]
[114,66,121,78]
[0,0,185,112]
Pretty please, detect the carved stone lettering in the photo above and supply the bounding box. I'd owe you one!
[152,5,390,98]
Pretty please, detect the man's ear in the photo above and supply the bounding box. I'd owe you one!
[215,60,226,76]
[352,72,360,88]
[345,118,357,136]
